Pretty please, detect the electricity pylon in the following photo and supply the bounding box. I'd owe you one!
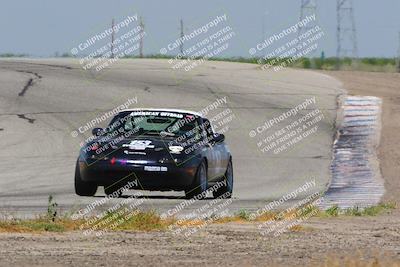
[336,0,358,68]
[298,0,318,68]
[298,0,317,37]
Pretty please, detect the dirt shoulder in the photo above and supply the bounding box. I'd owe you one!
[0,212,400,267]
[322,70,400,204]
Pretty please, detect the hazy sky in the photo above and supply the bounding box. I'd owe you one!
[1,0,399,57]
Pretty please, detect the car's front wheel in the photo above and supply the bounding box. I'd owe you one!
[185,160,208,199]
[75,162,97,196]
[213,158,233,199]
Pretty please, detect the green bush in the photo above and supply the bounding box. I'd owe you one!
[325,205,339,217]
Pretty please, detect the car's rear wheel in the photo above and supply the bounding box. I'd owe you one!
[185,161,208,199]
[75,162,97,196]
[213,159,233,199]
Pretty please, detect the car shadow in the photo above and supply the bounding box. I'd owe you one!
[92,194,215,200]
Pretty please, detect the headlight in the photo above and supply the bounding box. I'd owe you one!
[169,146,184,154]
[159,157,181,164]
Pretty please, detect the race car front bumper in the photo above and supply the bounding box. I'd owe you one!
[78,156,200,191]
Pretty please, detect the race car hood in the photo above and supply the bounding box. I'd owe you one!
[82,135,194,159]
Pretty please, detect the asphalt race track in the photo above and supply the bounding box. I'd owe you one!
[0,59,344,217]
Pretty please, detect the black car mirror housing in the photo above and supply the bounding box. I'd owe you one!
[213,133,225,143]
[92,128,103,136]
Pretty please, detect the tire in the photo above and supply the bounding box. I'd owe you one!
[104,183,123,198]
[213,159,233,199]
[75,162,97,196]
[185,160,208,199]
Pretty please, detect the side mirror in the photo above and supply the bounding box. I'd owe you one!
[213,133,225,143]
[92,128,103,136]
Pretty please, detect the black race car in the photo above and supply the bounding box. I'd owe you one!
[75,109,233,199]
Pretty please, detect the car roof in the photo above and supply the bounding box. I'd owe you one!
[120,108,203,118]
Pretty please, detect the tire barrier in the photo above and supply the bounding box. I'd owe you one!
[321,95,385,209]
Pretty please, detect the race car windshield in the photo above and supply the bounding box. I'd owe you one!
[107,111,201,138]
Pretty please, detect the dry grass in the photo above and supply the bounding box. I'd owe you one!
[0,217,82,233]
[0,209,293,234]
[0,202,395,234]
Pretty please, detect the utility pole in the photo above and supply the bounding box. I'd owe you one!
[139,16,144,58]
[298,0,318,68]
[397,32,400,72]
[179,19,184,55]
[261,9,268,46]
[111,18,115,58]
[336,0,358,69]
